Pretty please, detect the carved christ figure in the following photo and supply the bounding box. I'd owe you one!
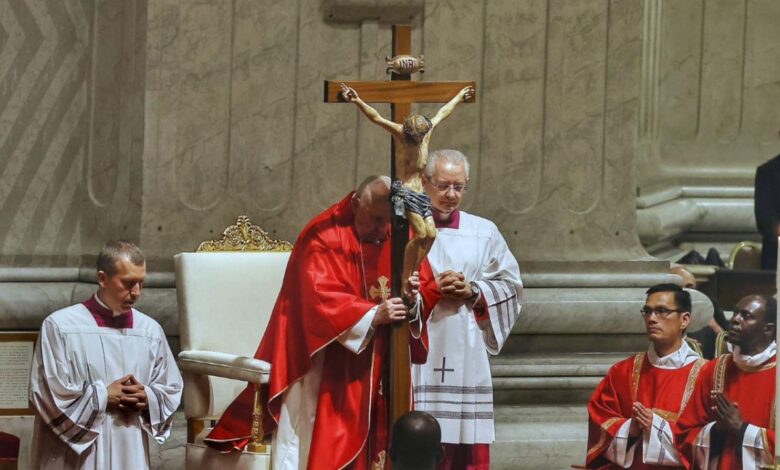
[340,83,475,296]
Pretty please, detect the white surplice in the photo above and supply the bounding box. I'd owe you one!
[29,302,183,469]
[412,211,523,444]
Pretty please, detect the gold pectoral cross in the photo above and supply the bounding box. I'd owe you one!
[369,276,391,302]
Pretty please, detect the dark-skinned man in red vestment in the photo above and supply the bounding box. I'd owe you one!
[587,283,706,469]
[205,175,440,470]
[675,294,776,469]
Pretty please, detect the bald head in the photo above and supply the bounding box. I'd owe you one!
[356,175,391,202]
[389,411,443,470]
[670,265,696,288]
[352,175,392,243]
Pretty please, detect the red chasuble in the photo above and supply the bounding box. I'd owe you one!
[205,193,439,470]
[675,354,776,470]
[587,352,706,469]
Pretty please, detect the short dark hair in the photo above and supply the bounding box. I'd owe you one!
[390,411,442,469]
[96,240,145,276]
[645,283,692,313]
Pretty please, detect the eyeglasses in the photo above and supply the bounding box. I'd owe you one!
[429,180,467,193]
[640,307,682,318]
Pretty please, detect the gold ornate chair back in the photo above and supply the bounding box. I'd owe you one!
[196,215,293,252]
[726,241,762,270]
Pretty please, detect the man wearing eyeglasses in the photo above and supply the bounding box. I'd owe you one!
[675,294,776,469]
[411,149,523,469]
[587,284,706,469]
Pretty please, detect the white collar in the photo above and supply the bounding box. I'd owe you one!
[647,340,700,369]
[733,341,776,369]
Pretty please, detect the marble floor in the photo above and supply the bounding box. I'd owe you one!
[6,409,585,469]
[149,410,187,469]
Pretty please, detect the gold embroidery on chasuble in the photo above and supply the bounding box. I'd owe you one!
[630,353,645,402]
[713,354,729,394]
[664,358,707,420]
[587,417,624,459]
[713,354,775,429]
[369,276,391,302]
[371,450,387,470]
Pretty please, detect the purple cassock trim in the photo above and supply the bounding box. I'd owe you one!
[82,294,133,329]
[433,208,460,229]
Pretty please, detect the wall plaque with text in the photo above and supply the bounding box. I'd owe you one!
[0,333,38,415]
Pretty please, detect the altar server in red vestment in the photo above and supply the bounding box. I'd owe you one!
[675,294,776,469]
[205,175,440,470]
[587,284,706,469]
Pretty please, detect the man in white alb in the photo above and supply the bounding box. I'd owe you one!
[412,149,523,470]
[29,240,182,469]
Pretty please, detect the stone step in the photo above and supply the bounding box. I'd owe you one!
[485,353,622,405]
[490,352,625,377]
[491,405,588,469]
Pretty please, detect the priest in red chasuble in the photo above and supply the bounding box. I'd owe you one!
[587,284,705,469]
[205,175,440,470]
[675,294,776,469]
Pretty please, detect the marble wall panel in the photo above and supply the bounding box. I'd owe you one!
[81,0,145,257]
[88,0,124,207]
[699,0,745,142]
[640,0,780,187]
[742,0,780,144]
[289,0,361,216]
[229,0,298,214]
[544,0,608,215]
[6,0,780,268]
[474,0,645,261]
[480,0,546,215]
[602,0,644,251]
[172,1,232,211]
[0,0,92,266]
[658,0,702,143]
[131,0,648,264]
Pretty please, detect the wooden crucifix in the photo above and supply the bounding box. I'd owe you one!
[324,25,475,427]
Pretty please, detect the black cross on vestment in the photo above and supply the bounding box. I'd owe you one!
[434,356,455,383]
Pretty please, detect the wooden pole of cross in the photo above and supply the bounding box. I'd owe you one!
[323,24,476,428]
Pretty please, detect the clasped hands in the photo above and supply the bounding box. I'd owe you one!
[436,270,474,301]
[107,374,148,412]
[628,402,654,438]
[372,271,421,327]
[628,393,745,439]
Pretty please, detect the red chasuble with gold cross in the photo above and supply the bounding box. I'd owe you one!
[675,353,776,470]
[587,352,706,469]
[205,193,439,470]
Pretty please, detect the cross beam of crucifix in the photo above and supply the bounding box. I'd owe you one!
[323,24,476,428]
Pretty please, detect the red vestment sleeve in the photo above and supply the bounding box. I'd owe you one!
[674,359,716,469]
[586,357,634,468]
[410,260,440,365]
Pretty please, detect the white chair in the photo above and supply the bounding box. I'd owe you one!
[175,216,292,469]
